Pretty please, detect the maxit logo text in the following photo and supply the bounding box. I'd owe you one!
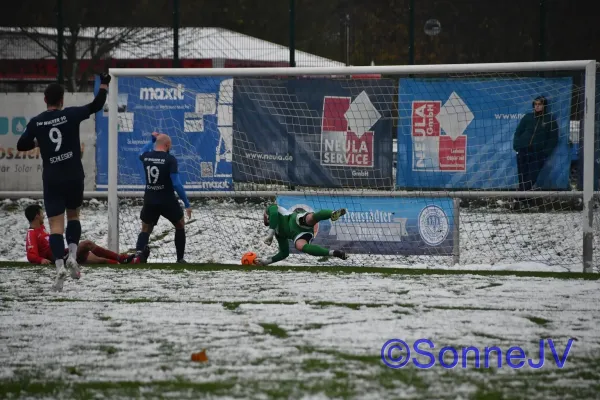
[139,84,185,100]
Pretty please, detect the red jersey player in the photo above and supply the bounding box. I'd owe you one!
[25,204,136,265]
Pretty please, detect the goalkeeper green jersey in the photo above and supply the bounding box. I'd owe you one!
[266,204,314,242]
[265,204,315,263]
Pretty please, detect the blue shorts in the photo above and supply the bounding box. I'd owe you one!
[43,179,84,218]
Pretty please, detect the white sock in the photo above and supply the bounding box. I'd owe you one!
[329,250,335,256]
[68,243,78,259]
[55,259,65,271]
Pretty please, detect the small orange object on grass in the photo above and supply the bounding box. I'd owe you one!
[241,251,257,265]
[191,349,208,362]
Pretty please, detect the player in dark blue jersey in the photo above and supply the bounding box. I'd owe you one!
[133,132,192,263]
[17,73,111,291]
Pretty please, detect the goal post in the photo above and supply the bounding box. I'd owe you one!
[105,60,597,271]
[582,61,597,273]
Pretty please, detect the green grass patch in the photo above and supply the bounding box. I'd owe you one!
[475,282,503,290]
[0,379,238,399]
[222,302,241,311]
[525,316,551,326]
[309,301,393,310]
[65,366,82,376]
[98,345,118,355]
[259,323,288,338]
[1,261,598,280]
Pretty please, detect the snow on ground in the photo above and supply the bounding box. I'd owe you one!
[0,198,599,272]
[1,267,599,399]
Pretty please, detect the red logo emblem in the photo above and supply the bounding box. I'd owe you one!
[320,92,380,168]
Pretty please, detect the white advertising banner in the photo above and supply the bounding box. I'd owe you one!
[0,93,96,191]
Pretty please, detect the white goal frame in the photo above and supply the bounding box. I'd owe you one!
[106,60,598,272]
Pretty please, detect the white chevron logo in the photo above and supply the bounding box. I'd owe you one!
[436,91,474,140]
[344,91,382,138]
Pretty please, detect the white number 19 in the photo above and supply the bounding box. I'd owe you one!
[146,165,160,184]
[49,127,62,152]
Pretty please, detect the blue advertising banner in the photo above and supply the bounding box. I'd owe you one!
[95,76,233,191]
[396,78,573,189]
[232,78,394,189]
[276,195,455,256]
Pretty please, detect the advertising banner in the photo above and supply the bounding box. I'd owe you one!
[396,78,573,189]
[95,76,233,191]
[276,195,455,256]
[233,78,394,188]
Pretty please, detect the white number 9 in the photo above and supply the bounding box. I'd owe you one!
[49,127,62,152]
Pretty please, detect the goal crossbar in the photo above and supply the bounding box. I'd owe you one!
[108,60,596,77]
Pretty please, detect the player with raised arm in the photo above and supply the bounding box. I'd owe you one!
[17,73,111,291]
[132,132,192,264]
[254,204,349,266]
[24,204,136,265]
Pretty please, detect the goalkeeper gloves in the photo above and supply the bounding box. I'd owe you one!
[263,229,275,245]
[99,72,111,85]
[254,257,272,266]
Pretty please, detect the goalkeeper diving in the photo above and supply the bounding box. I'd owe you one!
[254,204,349,266]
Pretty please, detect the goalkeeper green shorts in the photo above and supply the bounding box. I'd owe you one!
[289,212,315,243]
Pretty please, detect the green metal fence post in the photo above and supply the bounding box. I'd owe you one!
[539,0,546,61]
[408,0,415,65]
[56,0,64,85]
[289,0,296,67]
[173,0,180,68]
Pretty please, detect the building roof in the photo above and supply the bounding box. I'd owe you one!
[0,27,345,67]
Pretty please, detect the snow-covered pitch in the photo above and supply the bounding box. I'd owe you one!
[0,266,599,399]
[1,197,599,399]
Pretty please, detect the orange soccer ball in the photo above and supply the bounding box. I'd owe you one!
[241,251,257,265]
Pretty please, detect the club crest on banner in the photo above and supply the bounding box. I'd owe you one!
[320,91,380,168]
[418,205,450,246]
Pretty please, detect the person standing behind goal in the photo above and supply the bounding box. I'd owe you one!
[133,132,192,264]
[17,73,111,291]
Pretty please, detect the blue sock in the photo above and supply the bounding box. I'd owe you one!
[65,220,81,245]
[49,234,65,264]
[175,228,185,261]
[136,232,150,253]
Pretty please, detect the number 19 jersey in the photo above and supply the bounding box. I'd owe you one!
[139,150,178,204]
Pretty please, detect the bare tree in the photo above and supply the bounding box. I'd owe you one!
[15,26,171,92]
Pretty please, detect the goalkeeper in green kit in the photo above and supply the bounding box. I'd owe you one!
[253,204,349,266]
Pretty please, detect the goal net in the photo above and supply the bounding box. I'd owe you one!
[102,62,599,271]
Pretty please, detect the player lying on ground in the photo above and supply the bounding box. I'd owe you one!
[132,132,192,264]
[25,204,141,265]
[16,73,111,291]
[253,205,349,266]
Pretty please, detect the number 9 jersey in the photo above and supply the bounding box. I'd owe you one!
[20,107,89,184]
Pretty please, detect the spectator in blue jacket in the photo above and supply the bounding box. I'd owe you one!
[513,96,559,199]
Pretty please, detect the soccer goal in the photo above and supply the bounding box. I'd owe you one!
[104,61,598,272]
